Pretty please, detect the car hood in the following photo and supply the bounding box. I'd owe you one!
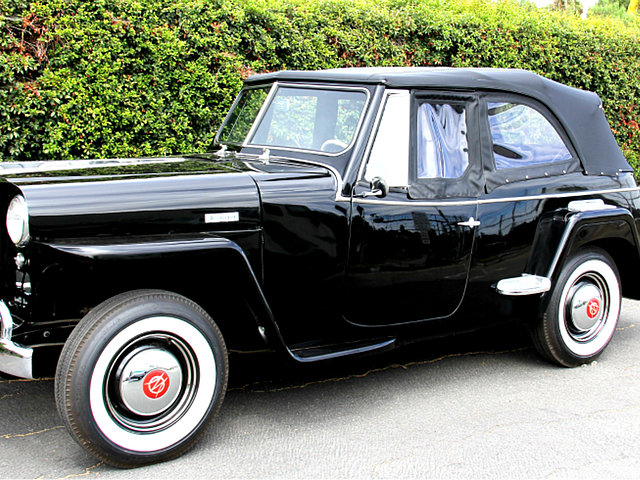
[0,154,333,240]
[1,154,333,185]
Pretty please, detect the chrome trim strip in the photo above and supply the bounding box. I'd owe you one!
[547,214,585,279]
[242,153,640,206]
[239,154,350,202]
[352,187,640,208]
[290,338,395,363]
[243,82,372,157]
[481,187,640,205]
[0,300,33,379]
[496,275,551,296]
[0,158,184,176]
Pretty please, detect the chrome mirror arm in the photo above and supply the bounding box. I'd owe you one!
[353,176,389,199]
[354,189,383,199]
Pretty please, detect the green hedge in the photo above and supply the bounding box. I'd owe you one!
[2,0,640,172]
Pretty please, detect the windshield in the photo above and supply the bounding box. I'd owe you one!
[217,86,271,145]
[217,84,368,154]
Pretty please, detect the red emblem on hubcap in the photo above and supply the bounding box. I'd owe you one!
[142,369,170,399]
[586,298,600,319]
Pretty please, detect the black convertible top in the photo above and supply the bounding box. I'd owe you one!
[246,68,630,176]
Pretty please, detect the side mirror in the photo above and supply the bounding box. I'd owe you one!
[369,177,389,198]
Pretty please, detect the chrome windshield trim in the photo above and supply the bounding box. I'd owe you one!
[242,82,372,157]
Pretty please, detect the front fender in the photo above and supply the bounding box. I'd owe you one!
[14,232,288,355]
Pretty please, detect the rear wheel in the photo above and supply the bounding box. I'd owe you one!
[533,248,620,367]
[55,290,228,467]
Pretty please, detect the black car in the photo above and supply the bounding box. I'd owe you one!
[0,67,638,467]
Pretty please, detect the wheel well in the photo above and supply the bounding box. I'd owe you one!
[579,238,640,299]
[135,253,273,354]
[40,251,274,354]
[185,279,272,354]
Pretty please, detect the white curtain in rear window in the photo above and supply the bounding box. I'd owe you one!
[417,103,469,179]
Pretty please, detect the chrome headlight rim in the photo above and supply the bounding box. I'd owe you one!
[6,195,30,246]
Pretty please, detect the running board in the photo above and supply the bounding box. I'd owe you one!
[289,338,396,363]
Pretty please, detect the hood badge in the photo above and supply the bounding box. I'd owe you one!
[205,212,240,224]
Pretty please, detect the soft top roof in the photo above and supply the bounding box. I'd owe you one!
[246,67,630,176]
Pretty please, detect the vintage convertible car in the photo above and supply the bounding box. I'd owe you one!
[1,68,639,466]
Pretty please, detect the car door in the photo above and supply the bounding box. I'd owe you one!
[457,94,585,331]
[344,90,483,327]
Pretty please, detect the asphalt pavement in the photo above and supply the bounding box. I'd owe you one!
[1,299,639,479]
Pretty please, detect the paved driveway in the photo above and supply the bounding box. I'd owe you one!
[1,300,639,479]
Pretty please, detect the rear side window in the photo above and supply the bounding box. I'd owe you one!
[417,102,469,179]
[488,102,572,169]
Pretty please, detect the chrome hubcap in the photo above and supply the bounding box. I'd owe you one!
[565,275,608,342]
[119,347,183,416]
[105,332,198,433]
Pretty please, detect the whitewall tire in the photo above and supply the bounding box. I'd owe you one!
[55,290,228,467]
[533,248,620,367]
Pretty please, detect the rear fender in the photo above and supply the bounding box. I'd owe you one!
[526,206,640,310]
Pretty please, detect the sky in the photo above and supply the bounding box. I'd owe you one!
[533,0,598,16]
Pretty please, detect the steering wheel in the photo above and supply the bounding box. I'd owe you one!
[320,138,348,152]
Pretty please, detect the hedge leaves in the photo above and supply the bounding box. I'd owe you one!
[2,0,639,171]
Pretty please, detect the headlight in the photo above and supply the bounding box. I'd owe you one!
[6,195,30,246]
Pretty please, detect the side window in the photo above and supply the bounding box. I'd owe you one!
[364,91,410,187]
[417,102,469,179]
[488,102,572,169]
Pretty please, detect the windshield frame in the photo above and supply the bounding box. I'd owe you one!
[216,82,371,157]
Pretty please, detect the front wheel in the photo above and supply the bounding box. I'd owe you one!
[532,248,621,367]
[55,290,228,467]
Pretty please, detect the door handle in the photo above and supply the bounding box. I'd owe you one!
[457,217,481,228]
